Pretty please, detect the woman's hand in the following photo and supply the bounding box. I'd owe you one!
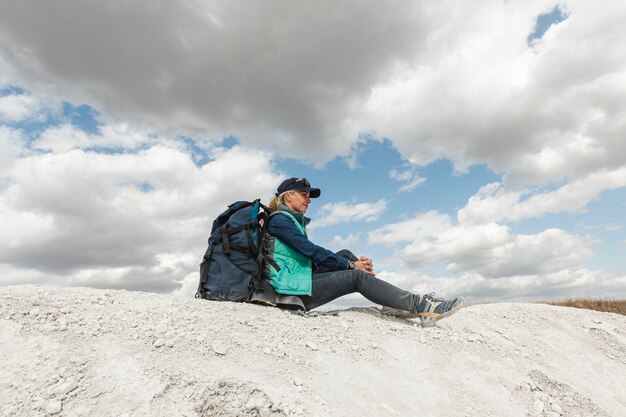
[355,256,375,276]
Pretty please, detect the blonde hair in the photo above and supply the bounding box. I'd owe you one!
[268,191,292,212]
[267,191,307,232]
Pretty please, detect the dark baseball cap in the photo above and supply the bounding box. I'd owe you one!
[276,177,321,198]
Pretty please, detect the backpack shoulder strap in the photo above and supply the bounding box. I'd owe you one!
[195,241,216,298]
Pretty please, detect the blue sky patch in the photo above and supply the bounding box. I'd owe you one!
[528,6,568,44]
[179,136,212,167]
[220,135,240,149]
[139,182,154,193]
[62,102,102,135]
[0,85,27,96]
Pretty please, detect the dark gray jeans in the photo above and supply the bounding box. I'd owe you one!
[299,250,419,312]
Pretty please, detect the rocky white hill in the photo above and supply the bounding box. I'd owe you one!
[1,285,625,417]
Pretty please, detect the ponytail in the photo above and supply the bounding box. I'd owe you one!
[268,195,280,212]
[268,191,291,212]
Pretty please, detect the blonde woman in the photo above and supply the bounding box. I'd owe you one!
[263,177,462,327]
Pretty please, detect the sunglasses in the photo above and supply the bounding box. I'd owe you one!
[293,178,310,187]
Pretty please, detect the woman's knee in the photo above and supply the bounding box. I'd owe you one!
[336,249,358,261]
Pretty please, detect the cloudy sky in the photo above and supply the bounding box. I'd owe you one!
[1,0,625,303]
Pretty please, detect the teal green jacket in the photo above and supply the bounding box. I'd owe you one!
[266,210,313,296]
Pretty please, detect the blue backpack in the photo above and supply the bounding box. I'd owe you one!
[195,200,279,302]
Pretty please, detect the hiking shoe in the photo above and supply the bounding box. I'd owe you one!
[415,293,463,327]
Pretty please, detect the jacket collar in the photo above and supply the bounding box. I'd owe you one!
[277,203,311,226]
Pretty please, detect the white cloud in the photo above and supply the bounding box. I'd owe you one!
[2,0,623,184]
[605,224,621,232]
[376,268,626,302]
[389,168,413,182]
[6,0,621,231]
[0,132,282,291]
[389,166,426,192]
[0,126,26,175]
[33,123,159,152]
[370,209,595,279]
[0,93,43,122]
[330,233,361,251]
[0,1,433,161]
[312,199,387,228]
[354,1,626,185]
[458,167,626,225]
[368,211,451,245]
[401,226,594,278]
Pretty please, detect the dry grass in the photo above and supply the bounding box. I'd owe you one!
[541,298,626,316]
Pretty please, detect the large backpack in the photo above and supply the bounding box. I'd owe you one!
[195,199,279,302]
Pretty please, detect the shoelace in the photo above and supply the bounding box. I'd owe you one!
[423,292,444,303]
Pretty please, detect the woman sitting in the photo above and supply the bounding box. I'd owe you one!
[263,177,463,327]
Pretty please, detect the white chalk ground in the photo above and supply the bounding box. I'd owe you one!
[1,285,625,417]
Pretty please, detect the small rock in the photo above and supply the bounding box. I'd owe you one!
[42,324,59,332]
[550,403,562,413]
[263,347,271,355]
[212,343,227,355]
[45,399,62,414]
[54,380,78,396]
[245,396,266,410]
[293,377,303,386]
[305,342,319,351]
[154,339,165,348]
[70,358,87,366]
[165,339,175,348]
[32,396,46,410]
